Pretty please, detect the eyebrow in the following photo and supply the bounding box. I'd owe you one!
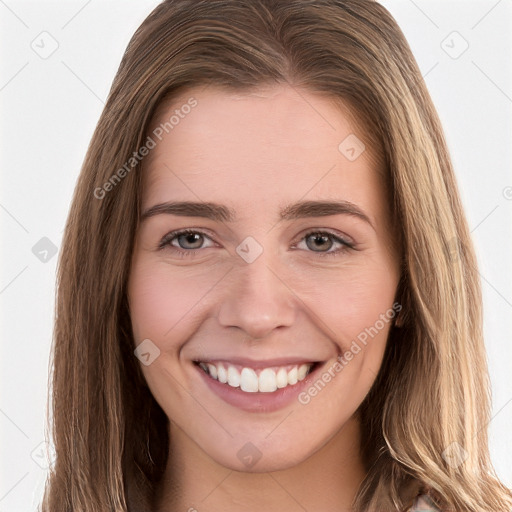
[141,200,374,229]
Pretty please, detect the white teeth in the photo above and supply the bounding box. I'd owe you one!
[198,361,315,393]
[298,363,309,381]
[240,368,258,392]
[227,365,240,387]
[207,363,217,379]
[259,368,277,392]
[276,367,288,388]
[217,365,227,383]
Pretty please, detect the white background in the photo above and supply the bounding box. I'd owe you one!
[1,1,511,510]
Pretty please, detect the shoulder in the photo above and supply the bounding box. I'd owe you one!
[408,493,442,511]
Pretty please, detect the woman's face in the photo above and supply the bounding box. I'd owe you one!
[127,84,400,472]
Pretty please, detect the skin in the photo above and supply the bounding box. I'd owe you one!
[127,84,401,512]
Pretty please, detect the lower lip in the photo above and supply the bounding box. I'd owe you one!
[194,362,324,413]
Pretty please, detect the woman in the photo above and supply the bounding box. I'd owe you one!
[42,0,512,511]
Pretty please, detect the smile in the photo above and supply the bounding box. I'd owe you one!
[197,361,314,392]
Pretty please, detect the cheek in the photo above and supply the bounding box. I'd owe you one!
[128,255,229,352]
[296,260,399,347]
[128,260,216,346]
[292,257,399,404]
[127,259,222,415]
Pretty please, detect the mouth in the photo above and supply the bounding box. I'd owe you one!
[193,358,324,412]
[194,360,318,392]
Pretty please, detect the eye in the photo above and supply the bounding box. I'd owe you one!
[158,228,355,258]
[158,229,215,254]
[293,230,355,257]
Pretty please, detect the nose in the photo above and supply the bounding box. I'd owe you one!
[216,251,296,340]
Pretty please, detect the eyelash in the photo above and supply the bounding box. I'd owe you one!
[158,228,355,259]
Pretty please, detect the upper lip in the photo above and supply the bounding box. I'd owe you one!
[193,357,321,369]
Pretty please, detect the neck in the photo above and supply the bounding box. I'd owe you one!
[153,415,366,512]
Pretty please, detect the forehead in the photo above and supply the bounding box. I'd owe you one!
[141,84,386,219]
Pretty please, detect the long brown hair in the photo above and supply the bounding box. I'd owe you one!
[42,1,512,510]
